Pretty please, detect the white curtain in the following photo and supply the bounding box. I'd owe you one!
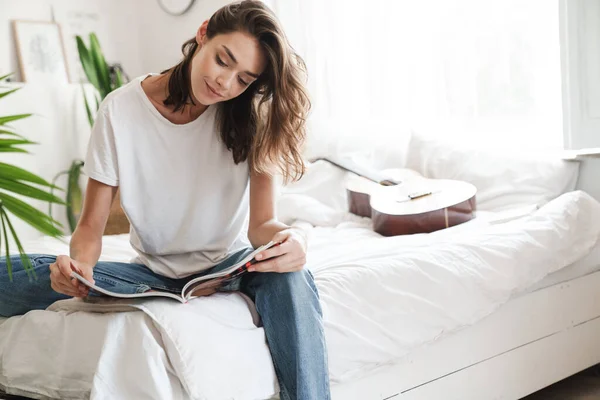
[270,0,563,150]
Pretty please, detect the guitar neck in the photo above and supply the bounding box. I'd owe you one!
[311,157,395,185]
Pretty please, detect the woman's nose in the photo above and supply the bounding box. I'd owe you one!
[216,73,234,91]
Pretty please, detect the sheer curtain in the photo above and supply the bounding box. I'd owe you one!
[270,0,563,150]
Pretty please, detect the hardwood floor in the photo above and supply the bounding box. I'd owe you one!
[523,364,600,399]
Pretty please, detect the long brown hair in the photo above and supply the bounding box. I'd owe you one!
[161,0,310,183]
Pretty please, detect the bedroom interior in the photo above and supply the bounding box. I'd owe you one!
[1,0,600,399]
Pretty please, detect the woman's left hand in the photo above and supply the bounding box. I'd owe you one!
[249,228,308,273]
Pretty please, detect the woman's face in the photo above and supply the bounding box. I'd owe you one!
[190,22,267,105]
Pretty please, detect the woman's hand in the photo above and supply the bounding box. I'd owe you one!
[249,228,308,273]
[49,255,95,298]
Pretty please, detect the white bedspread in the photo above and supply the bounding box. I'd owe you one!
[1,166,600,399]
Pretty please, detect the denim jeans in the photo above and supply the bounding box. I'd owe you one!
[0,249,331,400]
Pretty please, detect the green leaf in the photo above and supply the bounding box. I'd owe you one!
[0,210,13,281]
[113,68,123,90]
[0,129,26,139]
[76,35,100,89]
[0,114,31,125]
[82,84,94,128]
[89,33,111,99]
[0,73,13,81]
[0,87,20,99]
[0,138,37,147]
[0,178,65,204]
[66,161,84,233]
[0,147,28,153]
[2,209,35,278]
[49,170,69,218]
[0,192,63,237]
[0,163,61,189]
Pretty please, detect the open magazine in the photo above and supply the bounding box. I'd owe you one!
[70,241,279,303]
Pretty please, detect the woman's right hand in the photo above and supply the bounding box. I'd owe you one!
[49,255,95,298]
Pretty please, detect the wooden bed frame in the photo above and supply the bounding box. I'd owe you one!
[331,155,600,400]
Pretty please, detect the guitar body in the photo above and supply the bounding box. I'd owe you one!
[369,188,477,236]
[311,157,478,236]
[345,170,477,236]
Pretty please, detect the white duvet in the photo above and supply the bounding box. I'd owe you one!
[2,162,600,400]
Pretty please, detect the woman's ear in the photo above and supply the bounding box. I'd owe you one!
[196,20,209,46]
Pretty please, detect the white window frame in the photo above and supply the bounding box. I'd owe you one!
[560,0,600,149]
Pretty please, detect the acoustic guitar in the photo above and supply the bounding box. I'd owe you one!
[311,157,477,236]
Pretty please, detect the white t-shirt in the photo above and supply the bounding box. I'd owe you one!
[83,74,251,278]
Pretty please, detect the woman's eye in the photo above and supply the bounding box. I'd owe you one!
[238,77,249,86]
[216,56,227,67]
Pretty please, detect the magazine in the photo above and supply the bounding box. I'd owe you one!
[70,241,279,303]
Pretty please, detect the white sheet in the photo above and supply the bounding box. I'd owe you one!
[2,172,600,399]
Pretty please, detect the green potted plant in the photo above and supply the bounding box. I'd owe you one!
[76,32,126,126]
[50,33,127,233]
[0,73,65,279]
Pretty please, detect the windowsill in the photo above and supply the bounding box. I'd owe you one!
[562,148,600,161]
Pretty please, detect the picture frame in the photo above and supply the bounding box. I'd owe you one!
[12,20,70,83]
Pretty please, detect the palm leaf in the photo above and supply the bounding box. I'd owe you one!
[0,138,37,147]
[0,147,28,153]
[0,192,63,237]
[2,209,34,278]
[0,114,31,125]
[0,88,20,99]
[0,178,65,204]
[0,129,26,139]
[0,211,13,281]
[0,163,61,189]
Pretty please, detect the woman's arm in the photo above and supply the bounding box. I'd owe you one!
[247,171,307,273]
[69,178,118,267]
[247,170,287,248]
[49,178,117,297]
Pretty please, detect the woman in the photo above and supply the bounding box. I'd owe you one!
[0,1,330,399]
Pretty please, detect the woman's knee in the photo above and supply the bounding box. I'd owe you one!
[0,254,63,318]
[257,269,320,303]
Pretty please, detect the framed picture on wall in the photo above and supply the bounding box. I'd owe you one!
[12,20,70,83]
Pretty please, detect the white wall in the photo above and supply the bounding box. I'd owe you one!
[0,0,232,82]
[0,0,144,82]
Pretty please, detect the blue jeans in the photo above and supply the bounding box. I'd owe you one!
[0,249,331,400]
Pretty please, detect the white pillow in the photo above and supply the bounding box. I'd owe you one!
[405,133,580,211]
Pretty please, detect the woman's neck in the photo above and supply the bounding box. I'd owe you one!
[141,72,209,125]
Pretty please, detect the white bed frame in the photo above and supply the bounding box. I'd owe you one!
[331,155,600,400]
[2,158,598,400]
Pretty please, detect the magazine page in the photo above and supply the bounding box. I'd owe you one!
[71,271,186,303]
[181,241,278,299]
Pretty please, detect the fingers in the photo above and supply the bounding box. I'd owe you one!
[49,267,79,297]
[255,241,290,261]
[56,255,74,281]
[250,253,306,273]
[52,279,80,297]
[49,256,89,297]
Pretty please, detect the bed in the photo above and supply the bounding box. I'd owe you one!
[1,133,600,400]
